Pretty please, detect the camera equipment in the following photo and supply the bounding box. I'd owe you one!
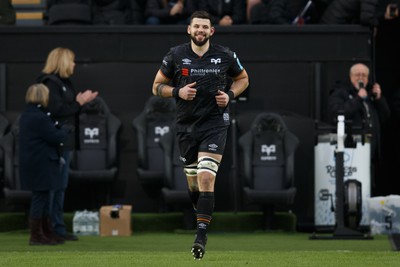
[310,114,372,240]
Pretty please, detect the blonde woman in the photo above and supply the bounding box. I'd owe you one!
[19,84,68,245]
[36,47,98,242]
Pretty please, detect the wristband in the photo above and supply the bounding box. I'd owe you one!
[227,90,235,101]
[172,87,181,99]
[156,84,165,97]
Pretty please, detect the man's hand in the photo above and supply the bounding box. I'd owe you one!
[219,15,233,26]
[215,90,230,107]
[358,88,368,99]
[372,83,382,99]
[178,82,197,100]
[170,1,183,16]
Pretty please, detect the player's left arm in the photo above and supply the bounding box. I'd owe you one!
[215,69,249,107]
[230,69,249,98]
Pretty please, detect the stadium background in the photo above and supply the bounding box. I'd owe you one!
[0,21,399,232]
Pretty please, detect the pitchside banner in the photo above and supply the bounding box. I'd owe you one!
[314,134,371,227]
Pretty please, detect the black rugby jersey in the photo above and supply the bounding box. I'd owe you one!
[159,42,245,132]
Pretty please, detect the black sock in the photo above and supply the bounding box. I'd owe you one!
[196,192,214,242]
[188,190,200,212]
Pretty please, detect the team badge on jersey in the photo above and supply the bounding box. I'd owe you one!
[211,58,221,64]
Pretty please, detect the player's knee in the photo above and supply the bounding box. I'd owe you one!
[197,156,220,176]
[198,173,215,189]
[184,163,198,177]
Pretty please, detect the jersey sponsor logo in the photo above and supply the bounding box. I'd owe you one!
[208,143,218,152]
[182,68,189,76]
[261,144,277,161]
[182,58,192,65]
[211,58,221,64]
[190,68,220,76]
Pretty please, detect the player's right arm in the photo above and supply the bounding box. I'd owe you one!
[152,70,174,98]
[152,70,197,100]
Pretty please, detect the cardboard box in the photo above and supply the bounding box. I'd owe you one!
[100,205,132,237]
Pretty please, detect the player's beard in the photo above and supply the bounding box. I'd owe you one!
[190,34,210,47]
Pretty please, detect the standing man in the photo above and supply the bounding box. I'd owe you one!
[327,63,390,195]
[151,10,249,260]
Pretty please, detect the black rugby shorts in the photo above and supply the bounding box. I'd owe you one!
[176,126,228,165]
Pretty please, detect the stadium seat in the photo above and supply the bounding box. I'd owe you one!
[11,0,45,26]
[92,0,131,25]
[132,96,176,200]
[238,112,298,229]
[68,96,122,208]
[46,0,92,25]
[0,115,32,211]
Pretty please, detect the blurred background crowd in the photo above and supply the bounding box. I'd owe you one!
[0,0,398,27]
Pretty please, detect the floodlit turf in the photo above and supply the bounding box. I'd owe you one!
[0,231,399,266]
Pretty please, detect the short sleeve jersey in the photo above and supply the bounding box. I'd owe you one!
[159,42,245,132]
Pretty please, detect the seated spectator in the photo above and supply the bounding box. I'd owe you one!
[319,0,380,27]
[246,0,261,23]
[319,0,400,33]
[45,0,92,25]
[144,0,197,25]
[198,0,246,26]
[0,0,16,25]
[249,0,327,25]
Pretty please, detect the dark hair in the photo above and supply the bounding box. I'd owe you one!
[190,10,211,25]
